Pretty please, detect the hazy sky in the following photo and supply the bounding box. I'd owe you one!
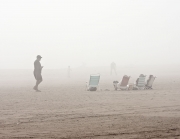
[0,0,180,69]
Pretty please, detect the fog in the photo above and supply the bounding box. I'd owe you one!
[0,0,180,69]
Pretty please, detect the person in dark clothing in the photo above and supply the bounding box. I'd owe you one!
[33,55,43,92]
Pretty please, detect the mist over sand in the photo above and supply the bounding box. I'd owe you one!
[1,0,180,138]
[0,64,179,88]
[0,65,180,138]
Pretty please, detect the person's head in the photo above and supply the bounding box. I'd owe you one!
[36,55,42,61]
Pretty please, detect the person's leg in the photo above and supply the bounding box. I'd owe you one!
[36,79,42,91]
[33,84,37,90]
[34,74,42,91]
[33,72,37,90]
[34,80,40,90]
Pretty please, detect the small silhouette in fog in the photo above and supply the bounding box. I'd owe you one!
[111,62,117,75]
[67,66,71,78]
[33,55,43,92]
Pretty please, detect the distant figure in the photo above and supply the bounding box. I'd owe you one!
[33,55,43,92]
[111,62,117,75]
[67,66,71,78]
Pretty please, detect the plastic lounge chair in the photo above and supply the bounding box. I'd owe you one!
[145,75,156,89]
[86,74,100,91]
[113,75,130,90]
[136,74,146,90]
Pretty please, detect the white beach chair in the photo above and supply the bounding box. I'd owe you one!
[86,74,100,91]
[136,74,146,90]
[145,75,156,89]
[113,75,130,90]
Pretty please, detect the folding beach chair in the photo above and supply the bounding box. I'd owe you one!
[86,74,100,91]
[136,74,146,90]
[145,75,156,89]
[113,75,130,90]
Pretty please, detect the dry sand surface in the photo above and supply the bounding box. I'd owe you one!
[0,69,180,139]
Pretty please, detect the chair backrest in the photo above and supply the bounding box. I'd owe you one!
[137,74,146,87]
[89,75,100,87]
[120,75,130,86]
[147,76,156,87]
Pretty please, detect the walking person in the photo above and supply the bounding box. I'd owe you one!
[33,55,43,92]
[111,62,117,75]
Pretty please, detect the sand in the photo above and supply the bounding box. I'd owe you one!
[0,69,180,139]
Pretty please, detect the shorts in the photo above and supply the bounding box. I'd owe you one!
[34,71,42,81]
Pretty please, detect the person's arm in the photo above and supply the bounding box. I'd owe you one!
[39,63,43,72]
